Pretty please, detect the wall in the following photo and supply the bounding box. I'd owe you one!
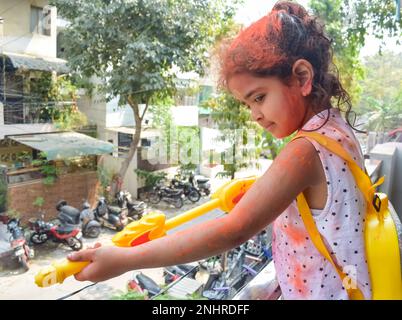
[7,171,98,225]
[390,144,402,218]
[99,154,139,199]
[76,88,108,140]
[0,0,57,58]
[105,97,135,128]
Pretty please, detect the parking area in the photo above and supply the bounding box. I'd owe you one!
[0,197,226,300]
[0,160,272,300]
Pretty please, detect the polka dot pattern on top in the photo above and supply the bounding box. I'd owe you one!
[272,108,371,300]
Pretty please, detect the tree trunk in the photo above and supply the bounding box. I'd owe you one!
[267,140,278,159]
[231,144,236,180]
[112,96,146,194]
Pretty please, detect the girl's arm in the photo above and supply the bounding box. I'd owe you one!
[69,138,324,282]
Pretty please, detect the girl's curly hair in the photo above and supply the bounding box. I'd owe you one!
[220,1,358,131]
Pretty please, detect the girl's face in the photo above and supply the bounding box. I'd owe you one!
[228,72,309,139]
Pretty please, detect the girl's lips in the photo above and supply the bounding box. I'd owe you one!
[265,122,275,130]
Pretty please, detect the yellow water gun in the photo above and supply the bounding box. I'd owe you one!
[34,176,257,287]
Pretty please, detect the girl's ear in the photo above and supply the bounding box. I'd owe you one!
[292,59,314,96]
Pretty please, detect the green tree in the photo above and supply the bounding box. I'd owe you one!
[261,132,292,160]
[357,51,402,131]
[359,51,402,107]
[364,95,402,132]
[30,73,87,129]
[50,0,239,192]
[309,0,402,107]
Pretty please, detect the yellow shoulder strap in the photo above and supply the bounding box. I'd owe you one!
[292,132,366,300]
[296,193,364,300]
[293,132,376,205]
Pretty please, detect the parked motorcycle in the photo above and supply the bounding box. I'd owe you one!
[127,272,162,298]
[115,190,146,221]
[200,230,271,300]
[6,218,34,271]
[56,200,101,238]
[163,264,199,285]
[29,216,83,251]
[170,178,201,203]
[94,197,128,231]
[148,184,184,208]
[189,173,211,196]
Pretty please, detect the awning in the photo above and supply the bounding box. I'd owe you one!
[7,132,114,160]
[2,52,69,74]
[0,124,56,140]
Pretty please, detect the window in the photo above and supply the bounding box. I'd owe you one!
[118,132,133,148]
[30,6,51,36]
[141,138,151,147]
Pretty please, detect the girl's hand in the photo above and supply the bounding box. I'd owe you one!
[67,243,129,283]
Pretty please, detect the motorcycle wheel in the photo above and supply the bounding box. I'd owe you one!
[149,192,161,204]
[66,237,83,251]
[115,222,124,232]
[173,197,183,209]
[129,213,143,221]
[85,226,101,238]
[187,189,201,203]
[30,233,47,244]
[18,255,29,272]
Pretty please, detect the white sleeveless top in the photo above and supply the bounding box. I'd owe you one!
[272,108,372,300]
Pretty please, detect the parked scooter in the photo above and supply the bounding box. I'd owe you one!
[93,197,128,231]
[163,264,199,285]
[115,191,146,221]
[127,272,162,298]
[56,200,101,238]
[29,215,83,251]
[189,173,211,196]
[6,218,34,271]
[148,183,184,208]
[170,178,201,203]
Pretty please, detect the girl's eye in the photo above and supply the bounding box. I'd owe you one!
[254,94,265,103]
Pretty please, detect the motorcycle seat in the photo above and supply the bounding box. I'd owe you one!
[60,206,80,217]
[197,178,209,184]
[57,224,77,234]
[163,188,182,196]
[107,205,122,215]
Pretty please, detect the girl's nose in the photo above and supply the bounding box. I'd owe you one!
[251,109,263,122]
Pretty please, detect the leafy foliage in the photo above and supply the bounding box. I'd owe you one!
[135,169,167,189]
[355,51,402,131]
[30,72,87,129]
[50,0,240,185]
[51,0,239,104]
[31,152,59,186]
[309,0,402,107]
[203,92,262,179]
[33,196,45,209]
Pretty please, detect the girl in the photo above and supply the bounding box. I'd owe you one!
[68,1,370,300]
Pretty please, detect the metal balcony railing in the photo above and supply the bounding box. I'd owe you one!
[2,100,74,125]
